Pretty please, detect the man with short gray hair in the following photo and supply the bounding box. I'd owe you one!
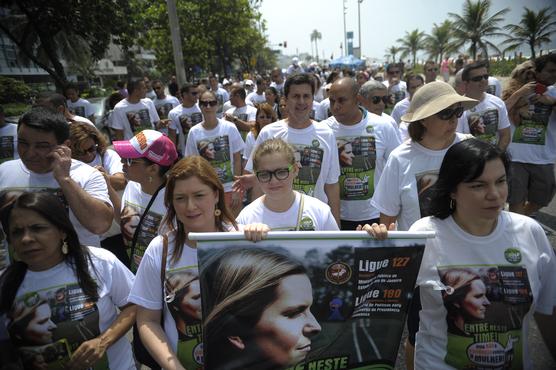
[358,81,401,140]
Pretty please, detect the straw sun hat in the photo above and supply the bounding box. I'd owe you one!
[401,81,478,122]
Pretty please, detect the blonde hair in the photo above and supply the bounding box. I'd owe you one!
[252,138,296,171]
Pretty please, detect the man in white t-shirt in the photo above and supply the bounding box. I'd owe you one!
[109,79,161,140]
[383,63,408,105]
[168,83,202,154]
[0,105,18,164]
[209,76,230,118]
[423,60,439,84]
[242,73,341,224]
[152,80,180,135]
[246,76,267,106]
[144,76,156,100]
[286,57,305,76]
[457,60,511,150]
[508,53,556,216]
[38,92,96,128]
[325,77,401,230]
[358,80,401,140]
[224,86,257,138]
[391,73,425,141]
[65,84,96,124]
[0,107,113,247]
[270,67,285,96]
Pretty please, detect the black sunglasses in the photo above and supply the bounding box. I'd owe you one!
[199,100,218,107]
[437,106,464,120]
[469,74,489,82]
[256,165,293,183]
[426,68,438,72]
[371,95,390,104]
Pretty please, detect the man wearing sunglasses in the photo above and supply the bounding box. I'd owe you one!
[168,83,202,153]
[325,78,401,230]
[209,76,230,119]
[458,60,511,150]
[224,86,257,137]
[424,61,439,84]
[152,80,179,130]
[358,81,400,139]
[383,63,408,105]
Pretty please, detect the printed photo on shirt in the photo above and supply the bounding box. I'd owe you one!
[468,109,498,145]
[512,103,552,145]
[126,109,151,133]
[179,113,203,137]
[486,85,497,96]
[5,284,103,369]
[69,106,86,117]
[0,136,15,163]
[392,90,406,105]
[197,136,233,184]
[415,170,439,218]
[216,94,225,114]
[156,103,174,120]
[337,136,376,201]
[291,143,324,197]
[164,267,203,369]
[437,265,532,369]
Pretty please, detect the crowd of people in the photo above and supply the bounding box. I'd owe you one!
[0,52,555,370]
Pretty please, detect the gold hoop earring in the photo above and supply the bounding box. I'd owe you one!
[62,240,69,255]
[148,176,153,183]
[214,208,222,217]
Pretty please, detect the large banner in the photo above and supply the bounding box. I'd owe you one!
[192,231,430,370]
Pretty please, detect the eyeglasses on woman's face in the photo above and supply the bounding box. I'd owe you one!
[75,143,98,157]
[255,165,293,183]
[199,100,218,108]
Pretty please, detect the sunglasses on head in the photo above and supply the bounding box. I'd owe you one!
[436,106,464,120]
[371,95,390,104]
[255,165,293,183]
[199,100,218,107]
[469,74,489,82]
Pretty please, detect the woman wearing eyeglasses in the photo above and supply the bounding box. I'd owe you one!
[371,81,478,231]
[237,138,338,235]
[184,90,245,216]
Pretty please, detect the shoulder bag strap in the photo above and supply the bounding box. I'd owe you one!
[160,233,168,325]
[295,193,305,231]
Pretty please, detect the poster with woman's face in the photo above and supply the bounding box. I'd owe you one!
[415,170,439,218]
[468,109,498,145]
[290,143,324,198]
[437,266,532,369]
[179,113,203,137]
[196,136,233,184]
[126,109,152,133]
[5,284,102,369]
[337,135,376,201]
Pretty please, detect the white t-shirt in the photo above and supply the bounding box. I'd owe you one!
[184,119,245,192]
[70,115,96,127]
[88,149,124,176]
[410,212,556,370]
[67,98,95,118]
[120,181,166,273]
[316,98,331,121]
[212,87,230,117]
[245,120,341,203]
[391,97,411,124]
[507,86,556,164]
[324,110,401,221]
[383,80,408,104]
[457,93,511,145]
[0,159,111,247]
[225,104,257,139]
[128,233,202,370]
[246,91,266,106]
[5,247,135,370]
[153,95,180,120]
[168,103,203,154]
[110,98,160,140]
[311,100,322,121]
[236,191,339,231]
[0,123,18,164]
[487,76,502,98]
[371,133,469,230]
[270,81,284,96]
[243,131,257,161]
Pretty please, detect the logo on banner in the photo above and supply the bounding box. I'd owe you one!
[504,248,522,264]
[325,261,352,285]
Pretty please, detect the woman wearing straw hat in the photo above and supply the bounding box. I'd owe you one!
[371,81,478,231]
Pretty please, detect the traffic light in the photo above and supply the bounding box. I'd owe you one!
[283,41,287,48]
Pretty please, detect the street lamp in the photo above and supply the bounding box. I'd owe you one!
[358,0,363,57]
[343,0,347,57]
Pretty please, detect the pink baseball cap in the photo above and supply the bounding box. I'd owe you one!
[113,130,177,166]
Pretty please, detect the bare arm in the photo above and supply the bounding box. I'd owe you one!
[497,126,511,151]
[109,172,126,191]
[168,128,178,146]
[137,306,185,370]
[380,213,397,226]
[324,182,340,226]
[504,82,535,113]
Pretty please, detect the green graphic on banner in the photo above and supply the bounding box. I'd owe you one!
[291,143,324,197]
[337,136,376,201]
[197,135,233,184]
[512,103,552,145]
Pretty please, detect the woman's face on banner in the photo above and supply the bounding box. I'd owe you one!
[252,274,321,366]
[462,279,490,320]
[26,302,57,344]
[180,279,202,320]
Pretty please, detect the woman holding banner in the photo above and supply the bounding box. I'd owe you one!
[238,138,339,235]
[202,246,322,370]
[408,139,556,369]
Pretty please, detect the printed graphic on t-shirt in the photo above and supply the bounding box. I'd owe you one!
[337,135,376,201]
[512,103,552,145]
[291,143,324,197]
[415,171,438,218]
[5,284,107,370]
[197,136,232,184]
[0,136,15,163]
[392,90,406,105]
[179,112,203,138]
[0,226,9,274]
[216,94,225,114]
[232,112,250,139]
[468,109,499,145]
[487,85,497,96]
[438,265,532,369]
[165,267,203,370]
[69,106,86,117]
[121,202,163,273]
[156,103,174,120]
[126,109,152,133]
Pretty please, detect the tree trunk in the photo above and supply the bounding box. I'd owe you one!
[530,41,536,60]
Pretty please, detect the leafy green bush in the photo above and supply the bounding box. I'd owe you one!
[1,102,31,117]
[489,58,528,77]
[0,76,32,104]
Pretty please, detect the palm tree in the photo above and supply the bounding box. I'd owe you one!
[396,29,426,67]
[310,29,322,62]
[385,46,402,63]
[425,20,457,64]
[449,0,509,60]
[502,7,556,59]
